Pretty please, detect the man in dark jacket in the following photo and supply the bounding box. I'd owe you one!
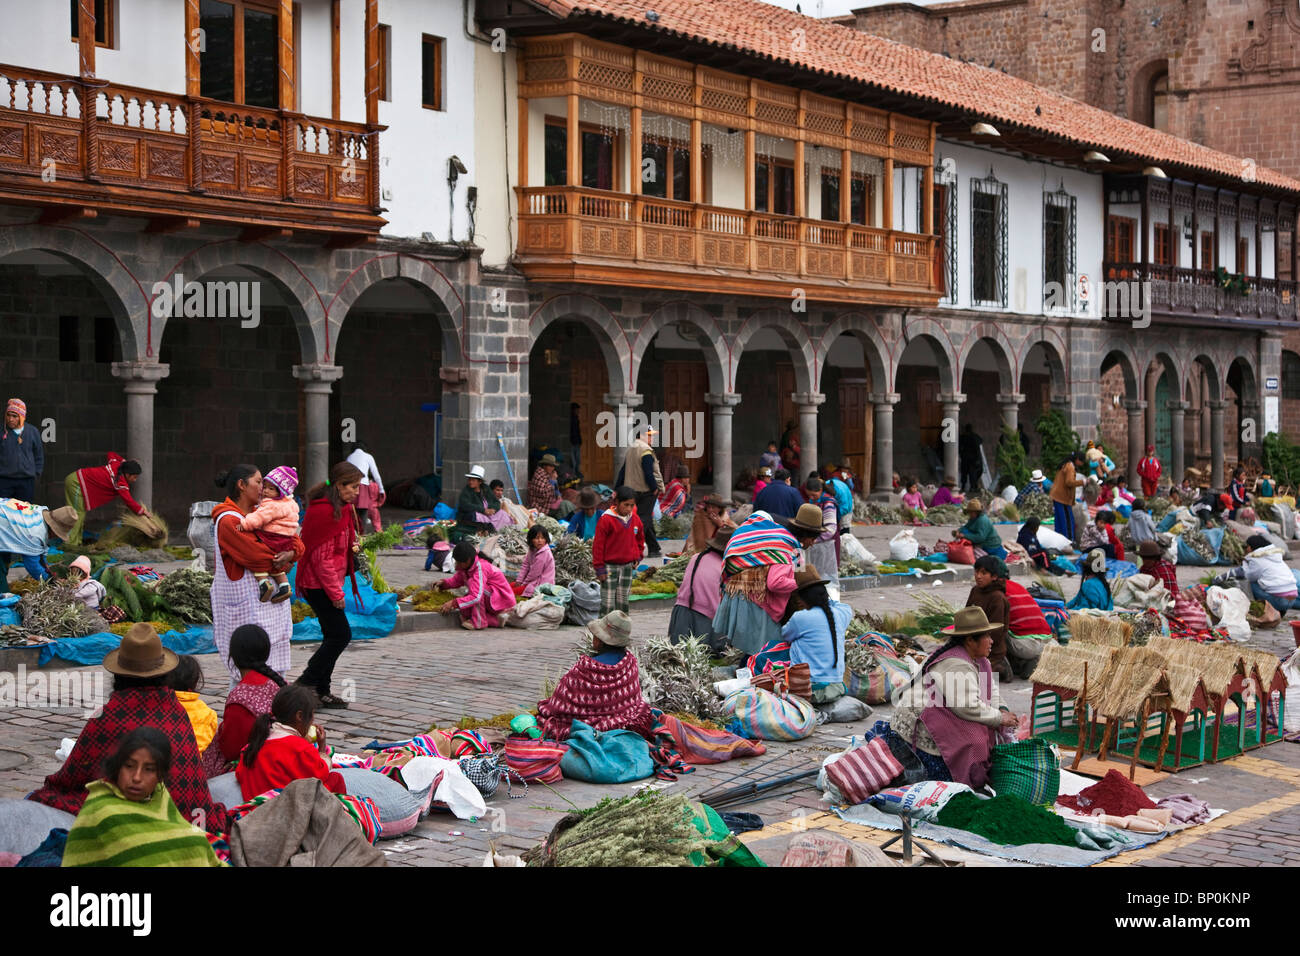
[0,398,43,502]
[958,424,983,493]
[569,402,583,475]
[753,469,804,519]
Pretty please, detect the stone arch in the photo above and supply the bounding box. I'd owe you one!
[1017,331,1068,397]
[956,323,1016,394]
[1227,353,1259,401]
[1097,339,1141,395]
[1130,58,1169,129]
[730,309,815,394]
[630,300,728,395]
[527,292,630,397]
[0,223,147,360]
[899,317,959,394]
[816,312,892,393]
[1189,353,1223,404]
[157,241,325,363]
[327,253,465,366]
[1144,347,1182,402]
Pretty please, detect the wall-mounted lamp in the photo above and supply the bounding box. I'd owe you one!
[971,122,1000,137]
[1083,151,1110,163]
[1142,166,1168,179]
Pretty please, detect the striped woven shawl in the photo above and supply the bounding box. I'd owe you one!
[722,511,798,578]
[62,781,225,867]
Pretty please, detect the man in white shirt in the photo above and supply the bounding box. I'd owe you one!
[346,442,386,532]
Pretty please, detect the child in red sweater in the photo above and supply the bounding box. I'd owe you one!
[236,684,346,801]
[593,486,646,616]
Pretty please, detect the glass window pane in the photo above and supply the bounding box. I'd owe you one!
[582,131,614,190]
[775,164,794,216]
[544,124,566,187]
[642,142,667,198]
[851,176,868,225]
[672,147,689,202]
[243,7,279,108]
[755,163,769,212]
[199,0,235,103]
[422,37,441,109]
[973,191,995,303]
[821,172,839,222]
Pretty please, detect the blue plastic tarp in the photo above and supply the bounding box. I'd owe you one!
[1175,527,1228,566]
[37,566,398,667]
[1073,556,1138,579]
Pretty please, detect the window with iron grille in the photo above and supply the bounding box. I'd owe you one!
[935,160,957,304]
[971,172,1007,307]
[1043,187,1077,310]
[1283,352,1300,401]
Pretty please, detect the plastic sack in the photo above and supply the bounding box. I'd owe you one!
[433,501,455,521]
[987,738,1059,806]
[723,687,817,741]
[565,581,601,627]
[1176,528,1225,566]
[503,596,566,630]
[816,696,872,723]
[946,538,975,564]
[1112,573,1171,612]
[1205,585,1250,641]
[1283,649,1300,735]
[1036,526,1073,551]
[889,529,919,561]
[866,780,974,822]
[839,533,877,567]
[534,583,572,607]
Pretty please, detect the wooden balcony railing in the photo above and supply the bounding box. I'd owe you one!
[516,185,939,301]
[1104,262,1298,322]
[0,66,379,229]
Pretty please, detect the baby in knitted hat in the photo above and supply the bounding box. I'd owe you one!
[238,465,299,603]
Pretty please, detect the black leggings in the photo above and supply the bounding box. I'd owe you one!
[636,491,660,556]
[298,587,352,697]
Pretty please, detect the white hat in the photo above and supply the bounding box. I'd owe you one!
[465,465,486,480]
[1031,469,1045,482]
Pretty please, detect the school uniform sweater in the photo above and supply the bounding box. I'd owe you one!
[593,509,646,570]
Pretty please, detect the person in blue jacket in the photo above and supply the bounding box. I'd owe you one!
[566,488,601,541]
[1066,549,1114,610]
[753,469,804,519]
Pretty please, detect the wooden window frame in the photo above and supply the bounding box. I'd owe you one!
[198,0,282,108]
[641,134,708,203]
[1200,230,1215,271]
[1106,215,1136,277]
[377,24,390,103]
[755,157,795,217]
[70,0,114,49]
[1154,222,1171,266]
[818,169,874,225]
[544,116,625,192]
[1237,236,1249,274]
[422,34,444,111]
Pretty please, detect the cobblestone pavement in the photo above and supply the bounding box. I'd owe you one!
[3,523,1299,867]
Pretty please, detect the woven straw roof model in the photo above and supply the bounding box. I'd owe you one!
[1030,641,1116,693]
[1162,663,1210,714]
[1144,637,1249,699]
[1068,611,1132,648]
[1089,646,1173,719]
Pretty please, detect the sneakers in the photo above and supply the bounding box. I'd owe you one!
[270,583,292,603]
[257,578,275,603]
[317,693,349,709]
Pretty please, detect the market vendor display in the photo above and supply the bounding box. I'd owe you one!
[952,499,1007,559]
[0,501,74,592]
[889,607,1019,789]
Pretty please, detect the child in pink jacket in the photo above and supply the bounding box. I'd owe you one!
[513,525,556,599]
[436,540,517,629]
[238,465,300,603]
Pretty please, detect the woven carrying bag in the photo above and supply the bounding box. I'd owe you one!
[750,661,812,701]
[723,687,817,742]
[459,752,528,799]
[824,738,904,805]
[988,737,1059,805]
[503,735,568,784]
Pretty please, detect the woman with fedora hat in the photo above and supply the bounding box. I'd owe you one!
[686,493,736,555]
[453,465,496,543]
[777,565,853,704]
[889,606,1019,788]
[952,499,1007,559]
[566,487,603,540]
[0,500,76,592]
[668,528,732,650]
[528,454,562,515]
[26,623,230,834]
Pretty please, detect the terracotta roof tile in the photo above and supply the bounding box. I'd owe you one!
[539,0,1300,193]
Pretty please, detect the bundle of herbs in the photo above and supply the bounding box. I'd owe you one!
[524,793,714,868]
[152,568,214,625]
[655,514,692,540]
[639,635,725,721]
[1017,490,1055,523]
[19,580,106,639]
[924,504,966,526]
[358,524,409,594]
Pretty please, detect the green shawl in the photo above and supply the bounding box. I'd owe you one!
[957,513,1002,551]
[63,780,225,868]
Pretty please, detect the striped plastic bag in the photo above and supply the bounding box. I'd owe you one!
[723,687,817,742]
[503,735,569,783]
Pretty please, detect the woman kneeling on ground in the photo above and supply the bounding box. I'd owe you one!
[236,684,347,801]
[63,728,224,867]
[536,611,655,740]
[952,499,1007,559]
[888,607,1019,789]
[1214,535,1300,615]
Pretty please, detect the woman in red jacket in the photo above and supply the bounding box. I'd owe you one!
[295,461,363,708]
[236,684,346,800]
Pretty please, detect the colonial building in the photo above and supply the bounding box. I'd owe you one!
[0,0,1295,529]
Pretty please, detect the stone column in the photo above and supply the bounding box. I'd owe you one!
[111,362,170,508]
[940,393,966,488]
[1208,400,1228,489]
[792,392,826,485]
[705,392,741,499]
[868,392,900,499]
[1168,400,1189,483]
[997,393,1025,436]
[603,392,643,487]
[1124,400,1147,489]
[293,364,344,490]
[1145,365,1161,449]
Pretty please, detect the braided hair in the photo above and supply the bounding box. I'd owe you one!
[796,581,841,669]
[228,624,287,687]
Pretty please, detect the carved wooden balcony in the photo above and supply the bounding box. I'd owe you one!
[1103,261,1298,324]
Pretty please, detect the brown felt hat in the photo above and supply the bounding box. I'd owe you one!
[706,529,734,552]
[42,506,78,542]
[103,623,178,678]
[964,499,984,513]
[950,606,1001,637]
[701,494,730,509]
[676,464,690,478]
[1137,540,1162,558]
[794,565,829,592]
[578,488,600,509]
[538,454,558,467]
[788,503,825,535]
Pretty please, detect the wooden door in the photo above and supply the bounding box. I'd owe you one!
[777,364,796,443]
[570,357,613,483]
[918,379,942,449]
[839,379,871,484]
[661,361,711,474]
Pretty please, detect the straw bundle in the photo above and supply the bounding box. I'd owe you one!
[1145,637,1246,700]
[1068,611,1132,647]
[1163,663,1208,714]
[1090,646,1172,719]
[1238,647,1283,690]
[1029,641,1116,692]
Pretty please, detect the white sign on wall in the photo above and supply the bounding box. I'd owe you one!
[1265,396,1280,436]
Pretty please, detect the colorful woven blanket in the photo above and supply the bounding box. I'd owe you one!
[63,781,226,867]
[722,511,798,578]
[537,652,655,741]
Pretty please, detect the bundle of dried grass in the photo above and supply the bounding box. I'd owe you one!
[1068,611,1132,647]
[1030,641,1116,692]
[1090,645,1172,719]
[639,635,725,721]
[1163,663,1208,714]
